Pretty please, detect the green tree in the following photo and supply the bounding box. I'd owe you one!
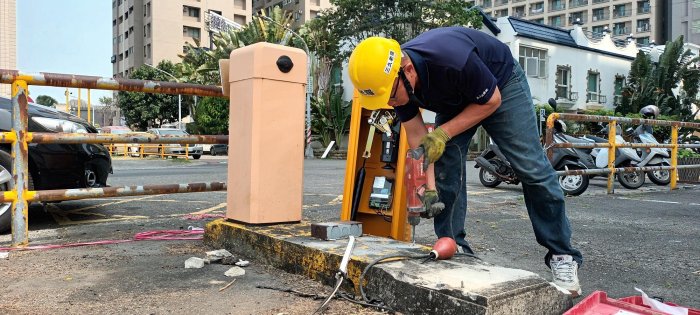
[117,61,179,130]
[314,0,483,62]
[98,96,114,107]
[35,95,58,107]
[178,7,298,86]
[193,97,229,135]
[620,36,700,120]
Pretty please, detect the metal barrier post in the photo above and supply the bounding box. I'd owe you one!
[185,144,189,159]
[10,80,30,246]
[545,113,558,161]
[87,89,91,124]
[671,126,678,190]
[607,120,617,194]
[77,88,81,118]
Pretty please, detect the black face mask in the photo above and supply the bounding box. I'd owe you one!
[398,68,425,108]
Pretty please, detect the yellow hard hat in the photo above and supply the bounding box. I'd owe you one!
[348,37,401,110]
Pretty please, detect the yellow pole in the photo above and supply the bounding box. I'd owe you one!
[77,88,82,118]
[670,126,678,190]
[607,120,617,194]
[65,88,69,113]
[87,89,91,124]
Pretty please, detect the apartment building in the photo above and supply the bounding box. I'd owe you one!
[0,0,16,97]
[112,0,251,78]
[252,0,333,29]
[471,0,663,46]
[666,0,700,45]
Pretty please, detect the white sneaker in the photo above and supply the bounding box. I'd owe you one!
[550,254,582,297]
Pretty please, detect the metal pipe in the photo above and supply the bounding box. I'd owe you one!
[553,113,700,129]
[554,164,700,176]
[0,182,227,203]
[548,142,700,149]
[10,81,30,246]
[671,126,679,190]
[0,69,224,98]
[27,132,228,144]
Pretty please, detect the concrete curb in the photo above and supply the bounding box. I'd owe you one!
[204,219,572,314]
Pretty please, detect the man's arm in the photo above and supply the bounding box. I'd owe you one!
[439,87,502,138]
[402,112,429,149]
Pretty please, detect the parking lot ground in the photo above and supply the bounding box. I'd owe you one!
[0,158,698,313]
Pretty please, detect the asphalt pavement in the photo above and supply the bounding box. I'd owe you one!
[0,156,698,313]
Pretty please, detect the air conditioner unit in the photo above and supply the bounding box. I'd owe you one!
[111,55,117,64]
[592,16,598,21]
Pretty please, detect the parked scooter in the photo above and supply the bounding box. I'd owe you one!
[580,125,646,189]
[475,99,591,196]
[629,105,671,185]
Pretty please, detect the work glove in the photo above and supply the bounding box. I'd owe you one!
[421,190,445,219]
[420,127,451,165]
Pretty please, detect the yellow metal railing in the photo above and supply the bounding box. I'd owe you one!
[0,69,228,246]
[545,113,700,194]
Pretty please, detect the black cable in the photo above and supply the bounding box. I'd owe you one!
[455,252,483,260]
[359,254,430,305]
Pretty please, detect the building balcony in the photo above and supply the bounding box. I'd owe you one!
[531,7,545,15]
[636,25,650,33]
[570,0,589,8]
[592,0,609,3]
[549,3,566,11]
[637,6,650,14]
[613,27,630,35]
[513,10,527,17]
[495,0,509,6]
[569,15,588,24]
[586,92,607,104]
[613,9,630,18]
[591,13,609,22]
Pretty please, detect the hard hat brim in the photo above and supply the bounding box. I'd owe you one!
[357,92,392,110]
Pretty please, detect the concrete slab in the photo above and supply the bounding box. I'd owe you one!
[204,219,572,314]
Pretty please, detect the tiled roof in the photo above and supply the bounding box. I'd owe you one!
[508,17,577,46]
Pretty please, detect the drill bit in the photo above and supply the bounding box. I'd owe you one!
[412,225,416,244]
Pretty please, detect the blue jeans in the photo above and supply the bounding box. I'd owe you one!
[433,63,583,266]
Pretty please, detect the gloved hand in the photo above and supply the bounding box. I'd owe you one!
[421,190,445,218]
[420,127,451,164]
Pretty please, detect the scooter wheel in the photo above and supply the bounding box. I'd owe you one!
[618,170,645,189]
[647,169,670,186]
[479,166,502,188]
[558,168,589,196]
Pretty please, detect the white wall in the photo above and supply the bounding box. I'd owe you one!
[495,18,635,112]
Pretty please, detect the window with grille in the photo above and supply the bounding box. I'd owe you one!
[183,26,201,39]
[587,70,600,102]
[183,6,201,18]
[555,66,571,100]
[518,46,547,78]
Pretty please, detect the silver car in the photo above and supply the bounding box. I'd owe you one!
[146,128,203,159]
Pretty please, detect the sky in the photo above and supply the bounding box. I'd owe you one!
[17,0,112,104]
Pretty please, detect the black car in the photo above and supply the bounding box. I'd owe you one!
[0,97,112,232]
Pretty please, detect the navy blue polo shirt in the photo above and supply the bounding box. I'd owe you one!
[396,27,514,122]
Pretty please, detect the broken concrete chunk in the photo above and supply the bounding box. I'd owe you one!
[185,257,206,269]
[0,252,8,260]
[206,249,233,262]
[224,266,246,277]
[235,260,250,267]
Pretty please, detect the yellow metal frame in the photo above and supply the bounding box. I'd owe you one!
[545,113,700,194]
[341,91,412,241]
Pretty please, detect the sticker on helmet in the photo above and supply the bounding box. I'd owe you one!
[359,89,375,96]
[384,50,396,74]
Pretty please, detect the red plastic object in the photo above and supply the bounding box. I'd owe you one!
[430,237,458,260]
[619,296,699,315]
[564,291,670,315]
